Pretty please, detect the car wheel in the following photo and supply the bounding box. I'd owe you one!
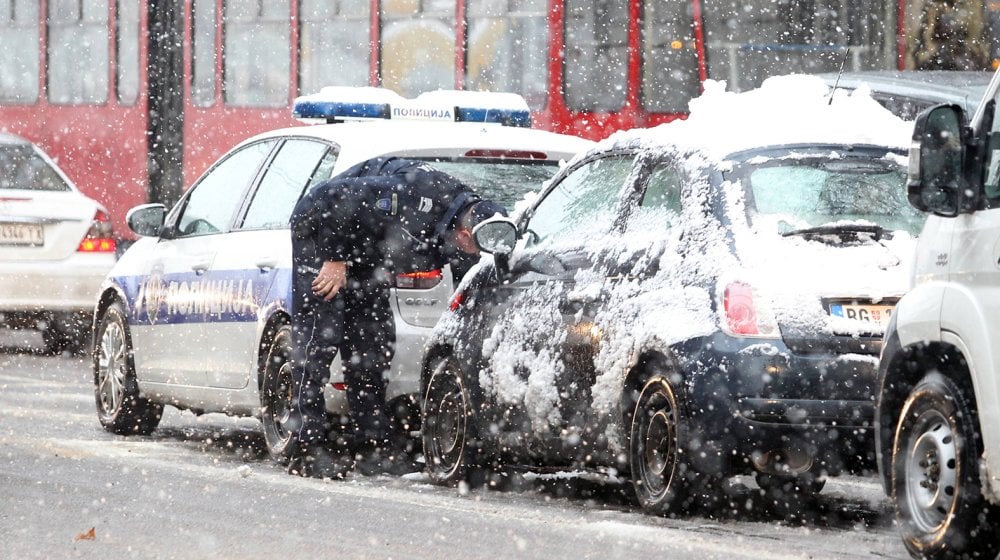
[93,303,163,435]
[892,372,1000,560]
[422,356,477,486]
[260,324,296,462]
[628,375,691,515]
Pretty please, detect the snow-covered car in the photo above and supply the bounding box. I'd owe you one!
[875,70,1000,559]
[90,88,593,461]
[0,133,117,354]
[420,75,923,513]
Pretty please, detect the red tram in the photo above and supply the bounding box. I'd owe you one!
[0,0,991,238]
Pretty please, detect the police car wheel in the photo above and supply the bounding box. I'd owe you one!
[93,302,163,435]
[422,356,477,486]
[260,325,295,462]
[628,375,692,515]
[892,372,1000,560]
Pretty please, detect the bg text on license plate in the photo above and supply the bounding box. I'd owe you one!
[829,303,893,326]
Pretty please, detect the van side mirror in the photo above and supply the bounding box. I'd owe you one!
[126,203,167,237]
[908,104,966,217]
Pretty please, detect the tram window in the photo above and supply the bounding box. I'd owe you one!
[192,0,217,107]
[223,0,291,107]
[641,0,701,113]
[241,140,330,231]
[563,0,628,112]
[300,0,369,94]
[0,0,39,103]
[48,0,110,105]
[466,0,548,110]
[381,0,455,97]
[116,0,140,105]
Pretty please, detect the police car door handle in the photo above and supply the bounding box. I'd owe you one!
[191,259,211,275]
[255,257,278,272]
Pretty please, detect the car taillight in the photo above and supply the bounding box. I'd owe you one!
[394,269,442,289]
[722,282,778,337]
[77,209,116,253]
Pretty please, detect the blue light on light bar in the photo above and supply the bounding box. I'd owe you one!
[455,107,532,127]
[292,100,388,120]
[292,87,532,127]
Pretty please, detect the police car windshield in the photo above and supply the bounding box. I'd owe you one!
[423,159,559,210]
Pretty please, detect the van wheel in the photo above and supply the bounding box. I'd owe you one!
[93,303,162,435]
[628,375,691,515]
[260,325,295,462]
[422,356,478,486]
[892,372,1000,560]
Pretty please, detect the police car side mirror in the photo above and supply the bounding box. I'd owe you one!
[908,104,967,217]
[126,203,167,238]
[473,218,517,257]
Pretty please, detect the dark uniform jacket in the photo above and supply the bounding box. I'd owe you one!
[290,157,479,274]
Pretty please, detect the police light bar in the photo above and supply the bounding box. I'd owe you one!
[292,86,532,127]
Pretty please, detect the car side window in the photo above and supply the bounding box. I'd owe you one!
[177,140,275,237]
[523,154,635,249]
[241,139,332,230]
[638,163,683,215]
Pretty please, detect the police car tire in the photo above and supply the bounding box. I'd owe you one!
[260,325,295,462]
[628,375,693,516]
[421,356,480,487]
[892,372,1000,560]
[93,303,163,435]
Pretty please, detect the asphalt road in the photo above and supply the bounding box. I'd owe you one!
[0,329,912,560]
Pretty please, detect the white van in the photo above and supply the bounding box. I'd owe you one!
[876,70,1000,559]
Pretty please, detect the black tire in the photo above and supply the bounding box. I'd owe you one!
[93,303,163,435]
[628,376,692,515]
[422,356,477,486]
[260,325,296,463]
[892,372,1000,560]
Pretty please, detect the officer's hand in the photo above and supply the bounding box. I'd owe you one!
[312,260,347,301]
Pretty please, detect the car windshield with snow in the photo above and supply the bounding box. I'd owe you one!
[420,75,924,514]
[90,88,593,462]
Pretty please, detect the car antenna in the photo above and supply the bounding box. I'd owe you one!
[828,47,850,105]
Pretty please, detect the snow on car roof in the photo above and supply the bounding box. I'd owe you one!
[598,74,914,160]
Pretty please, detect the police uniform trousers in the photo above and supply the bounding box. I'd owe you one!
[288,236,396,455]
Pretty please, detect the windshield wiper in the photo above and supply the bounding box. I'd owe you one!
[780,223,891,242]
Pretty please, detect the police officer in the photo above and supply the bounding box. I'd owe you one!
[286,157,505,478]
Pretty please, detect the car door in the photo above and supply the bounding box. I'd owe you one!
[477,152,637,451]
[204,138,337,389]
[130,140,276,386]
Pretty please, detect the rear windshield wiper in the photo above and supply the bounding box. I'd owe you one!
[780,223,891,242]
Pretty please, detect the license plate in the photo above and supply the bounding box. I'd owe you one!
[0,222,44,246]
[829,303,893,326]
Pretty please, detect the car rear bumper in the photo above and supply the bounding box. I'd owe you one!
[0,254,114,312]
[679,332,879,474]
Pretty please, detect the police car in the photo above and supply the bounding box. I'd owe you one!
[90,87,593,461]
